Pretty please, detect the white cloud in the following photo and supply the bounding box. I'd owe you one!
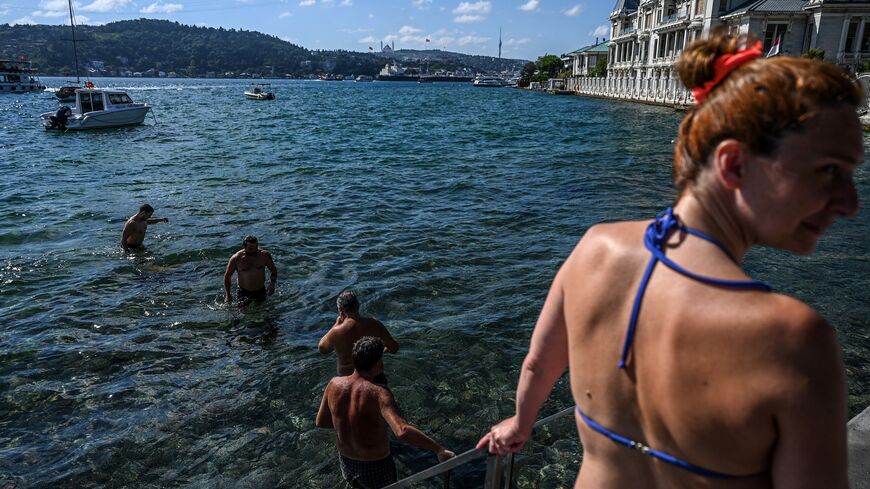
[368,12,374,18]
[453,1,490,14]
[32,0,69,18]
[0,4,12,15]
[140,1,183,13]
[399,25,421,35]
[80,0,132,12]
[11,15,36,25]
[458,35,488,45]
[504,37,529,46]
[279,10,292,17]
[564,3,582,16]
[518,0,539,12]
[299,0,315,5]
[339,0,352,5]
[358,35,377,43]
[412,0,431,8]
[590,24,609,37]
[454,14,483,23]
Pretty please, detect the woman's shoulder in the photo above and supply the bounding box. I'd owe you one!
[566,220,651,265]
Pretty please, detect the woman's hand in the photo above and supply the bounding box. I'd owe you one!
[476,416,531,455]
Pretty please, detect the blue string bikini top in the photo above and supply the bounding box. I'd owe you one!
[576,208,772,479]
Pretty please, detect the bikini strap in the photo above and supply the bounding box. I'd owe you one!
[618,208,772,369]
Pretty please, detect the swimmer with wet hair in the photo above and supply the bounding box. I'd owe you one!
[319,290,399,381]
[121,203,169,251]
[223,235,277,306]
[316,336,454,488]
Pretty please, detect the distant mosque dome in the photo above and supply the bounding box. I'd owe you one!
[380,40,396,53]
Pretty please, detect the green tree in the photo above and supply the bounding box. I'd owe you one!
[520,61,536,83]
[803,48,825,60]
[535,54,563,81]
[588,57,608,77]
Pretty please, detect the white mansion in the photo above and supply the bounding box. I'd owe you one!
[568,0,870,105]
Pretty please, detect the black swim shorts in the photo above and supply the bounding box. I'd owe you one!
[339,453,397,489]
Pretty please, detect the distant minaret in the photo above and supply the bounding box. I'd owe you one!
[498,27,502,59]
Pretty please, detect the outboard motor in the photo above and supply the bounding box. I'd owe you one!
[48,106,72,130]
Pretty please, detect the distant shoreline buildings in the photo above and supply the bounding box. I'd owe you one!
[564,0,870,106]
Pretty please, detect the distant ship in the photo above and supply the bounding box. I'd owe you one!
[0,58,46,93]
[377,74,473,82]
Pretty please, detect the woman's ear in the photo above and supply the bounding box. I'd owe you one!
[712,139,747,191]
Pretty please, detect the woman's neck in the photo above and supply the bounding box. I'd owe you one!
[672,189,755,263]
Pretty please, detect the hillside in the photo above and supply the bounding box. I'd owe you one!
[0,19,527,77]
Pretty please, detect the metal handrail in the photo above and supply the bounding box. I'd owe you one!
[383,406,575,489]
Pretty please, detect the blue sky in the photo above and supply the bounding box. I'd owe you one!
[2,1,613,60]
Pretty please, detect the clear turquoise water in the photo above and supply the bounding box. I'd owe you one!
[1,78,868,487]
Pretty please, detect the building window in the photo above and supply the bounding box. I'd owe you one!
[861,23,870,52]
[845,20,860,52]
[718,0,728,14]
[763,23,788,54]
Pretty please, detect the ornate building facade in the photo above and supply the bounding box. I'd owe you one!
[578,0,870,105]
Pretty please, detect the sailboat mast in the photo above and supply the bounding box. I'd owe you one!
[68,0,80,83]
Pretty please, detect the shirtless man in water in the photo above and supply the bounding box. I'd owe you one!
[223,235,277,306]
[318,291,398,380]
[120,204,169,251]
[316,337,454,489]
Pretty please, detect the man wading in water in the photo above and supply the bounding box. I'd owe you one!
[316,336,454,488]
[223,235,277,306]
[120,203,169,251]
[318,291,399,384]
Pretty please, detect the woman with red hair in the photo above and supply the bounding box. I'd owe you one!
[478,31,863,488]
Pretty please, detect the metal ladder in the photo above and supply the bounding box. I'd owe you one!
[383,406,575,489]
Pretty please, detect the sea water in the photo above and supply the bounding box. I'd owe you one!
[0,78,867,487]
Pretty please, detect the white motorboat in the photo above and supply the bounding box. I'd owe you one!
[244,83,275,100]
[472,75,506,87]
[354,75,373,82]
[41,87,151,131]
[0,58,46,93]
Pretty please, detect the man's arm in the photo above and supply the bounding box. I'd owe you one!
[120,221,132,251]
[146,217,169,224]
[265,251,277,295]
[223,255,237,302]
[376,320,399,354]
[318,316,342,354]
[315,382,334,429]
[380,388,454,462]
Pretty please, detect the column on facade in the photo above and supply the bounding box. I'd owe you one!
[839,15,852,57]
[857,17,867,55]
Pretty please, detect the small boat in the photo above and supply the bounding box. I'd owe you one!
[0,58,46,93]
[472,75,507,87]
[40,86,151,130]
[244,83,275,100]
[354,75,373,82]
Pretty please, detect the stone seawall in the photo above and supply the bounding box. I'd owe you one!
[850,405,870,489]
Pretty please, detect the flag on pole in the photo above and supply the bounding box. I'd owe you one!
[767,34,781,57]
[368,46,373,51]
[425,38,430,43]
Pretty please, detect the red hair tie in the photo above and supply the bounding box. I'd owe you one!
[691,41,762,104]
